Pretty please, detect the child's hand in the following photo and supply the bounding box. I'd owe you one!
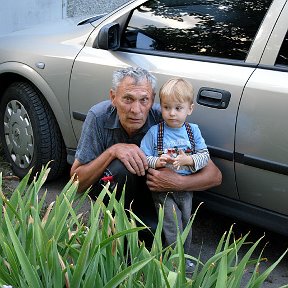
[155,154,174,168]
[156,157,166,168]
[160,153,175,164]
[173,150,193,170]
[155,154,167,168]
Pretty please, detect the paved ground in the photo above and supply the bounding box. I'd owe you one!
[192,208,288,287]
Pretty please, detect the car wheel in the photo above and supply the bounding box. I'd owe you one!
[0,81,67,180]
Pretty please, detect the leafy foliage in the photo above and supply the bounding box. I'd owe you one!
[0,165,286,287]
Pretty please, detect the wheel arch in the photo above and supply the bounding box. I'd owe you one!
[0,62,77,149]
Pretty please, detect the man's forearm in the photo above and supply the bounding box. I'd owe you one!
[146,159,222,192]
[175,160,222,191]
[71,147,116,193]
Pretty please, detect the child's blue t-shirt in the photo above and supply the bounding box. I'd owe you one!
[140,122,207,175]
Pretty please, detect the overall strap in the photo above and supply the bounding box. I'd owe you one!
[157,121,165,156]
[157,121,195,156]
[184,122,195,154]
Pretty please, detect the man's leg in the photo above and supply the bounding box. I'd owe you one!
[89,159,138,207]
[90,159,157,230]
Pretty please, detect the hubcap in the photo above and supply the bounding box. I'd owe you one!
[3,100,34,168]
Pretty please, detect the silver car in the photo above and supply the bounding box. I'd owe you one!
[0,0,288,235]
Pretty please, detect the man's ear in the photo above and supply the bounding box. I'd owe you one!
[110,89,116,105]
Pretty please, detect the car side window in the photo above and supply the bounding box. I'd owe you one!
[276,30,288,66]
[121,0,272,60]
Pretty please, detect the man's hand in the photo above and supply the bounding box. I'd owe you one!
[146,160,222,192]
[112,143,148,176]
[146,167,179,192]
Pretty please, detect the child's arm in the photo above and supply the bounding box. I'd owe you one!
[173,148,210,172]
[146,156,159,169]
[190,148,210,172]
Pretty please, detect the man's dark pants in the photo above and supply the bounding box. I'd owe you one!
[90,159,158,243]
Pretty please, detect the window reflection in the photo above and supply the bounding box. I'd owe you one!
[276,31,288,66]
[122,0,272,60]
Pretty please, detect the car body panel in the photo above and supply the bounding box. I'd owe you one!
[0,19,95,147]
[235,68,288,214]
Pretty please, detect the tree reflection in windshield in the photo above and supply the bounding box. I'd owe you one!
[124,0,272,60]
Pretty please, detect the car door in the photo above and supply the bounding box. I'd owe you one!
[235,2,288,216]
[69,0,275,201]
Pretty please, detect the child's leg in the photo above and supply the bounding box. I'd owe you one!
[152,192,183,248]
[174,192,193,254]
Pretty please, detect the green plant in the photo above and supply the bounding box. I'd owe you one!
[0,165,287,288]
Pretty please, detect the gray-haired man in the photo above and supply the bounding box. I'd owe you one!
[71,66,222,224]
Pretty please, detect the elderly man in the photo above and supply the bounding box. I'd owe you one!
[70,67,221,219]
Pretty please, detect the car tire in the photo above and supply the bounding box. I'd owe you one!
[0,81,67,180]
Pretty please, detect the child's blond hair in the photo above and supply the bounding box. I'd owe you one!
[159,78,194,105]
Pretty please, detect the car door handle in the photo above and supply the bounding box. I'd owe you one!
[197,87,231,109]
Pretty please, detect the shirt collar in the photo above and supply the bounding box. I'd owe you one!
[105,106,121,129]
[105,106,153,135]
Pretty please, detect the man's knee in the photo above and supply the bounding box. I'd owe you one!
[89,159,134,200]
[107,159,135,186]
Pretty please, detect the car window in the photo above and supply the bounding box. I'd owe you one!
[276,30,288,66]
[121,0,272,60]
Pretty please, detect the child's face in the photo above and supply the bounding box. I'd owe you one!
[161,99,193,128]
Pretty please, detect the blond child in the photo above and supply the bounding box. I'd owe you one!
[140,78,210,273]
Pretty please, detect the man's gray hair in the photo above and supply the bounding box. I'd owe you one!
[112,67,157,93]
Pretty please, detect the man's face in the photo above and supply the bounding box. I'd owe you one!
[110,76,155,136]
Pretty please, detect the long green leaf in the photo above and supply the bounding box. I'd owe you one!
[3,208,42,288]
[104,257,154,288]
[249,248,288,287]
[215,225,235,288]
[0,173,3,227]
[70,204,105,288]
[193,249,232,287]
[51,239,63,288]
[229,234,264,287]
[151,204,164,256]
[0,242,20,286]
